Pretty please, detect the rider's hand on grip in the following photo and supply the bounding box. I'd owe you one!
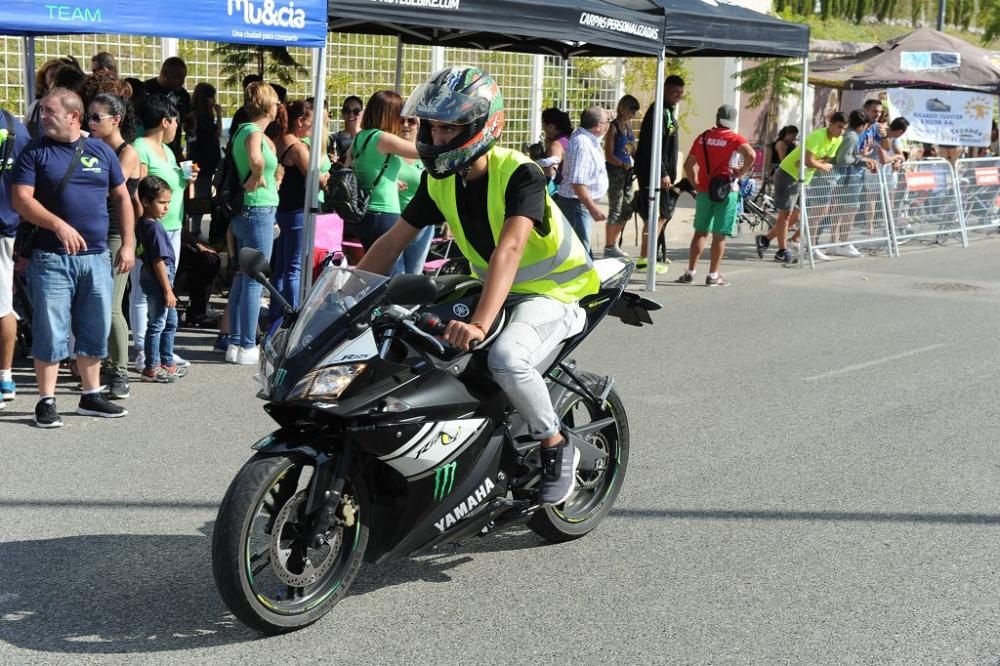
[443,319,485,351]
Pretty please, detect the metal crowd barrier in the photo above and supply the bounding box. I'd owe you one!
[885,159,968,251]
[955,157,1000,237]
[801,166,894,268]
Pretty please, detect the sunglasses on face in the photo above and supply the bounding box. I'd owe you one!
[400,117,419,126]
[342,107,362,115]
[88,113,114,124]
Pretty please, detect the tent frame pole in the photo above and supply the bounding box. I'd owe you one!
[644,50,666,292]
[300,44,328,303]
[798,57,812,270]
[22,36,35,113]
[561,57,569,108]
[394,35,404,93]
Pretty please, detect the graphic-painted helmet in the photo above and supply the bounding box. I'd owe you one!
[402,67,505,178]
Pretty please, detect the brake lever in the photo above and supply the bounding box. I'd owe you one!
[402,319,446,354]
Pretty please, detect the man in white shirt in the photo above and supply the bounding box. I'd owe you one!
[553,106,609,255]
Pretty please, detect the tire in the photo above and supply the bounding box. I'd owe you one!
[528,371,630,543]
[212,453,368,634]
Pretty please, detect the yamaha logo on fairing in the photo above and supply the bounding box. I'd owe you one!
[452,303,470,318]
[434,477,495,532]
[228,0,307,29]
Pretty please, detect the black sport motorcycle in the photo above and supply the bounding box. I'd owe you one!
[212,248,658,634]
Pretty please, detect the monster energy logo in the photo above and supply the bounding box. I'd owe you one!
[433,462,457,502]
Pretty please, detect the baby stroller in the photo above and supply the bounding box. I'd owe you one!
[736,177,777,235]
[422,228,470,277]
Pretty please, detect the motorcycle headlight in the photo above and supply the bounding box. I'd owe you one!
[287,363,367,402]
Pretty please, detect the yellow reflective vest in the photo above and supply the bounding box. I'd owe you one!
[426,146,599,304]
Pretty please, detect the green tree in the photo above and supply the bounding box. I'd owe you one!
[981,0,1000,41]
[213,43,309,87]
[733,58,803,145]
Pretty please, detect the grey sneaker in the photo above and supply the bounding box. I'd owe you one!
[106,367,130,399]
[603,245,629,259]
[705,274,731,287]
[538,439,580,505]
[674,271,694,284]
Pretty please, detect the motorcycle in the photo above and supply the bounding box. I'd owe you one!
[212,248,659,634]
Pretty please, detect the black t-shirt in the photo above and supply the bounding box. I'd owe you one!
[634,102,679,186]
[402,164,547,262]
[144,78,192,159]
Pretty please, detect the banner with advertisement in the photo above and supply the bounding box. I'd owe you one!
[1,0,328,48]
[887,88,995,147]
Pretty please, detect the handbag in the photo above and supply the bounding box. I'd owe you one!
[701,132,735,204]
[13,139,85,260]
[323,131,391,224]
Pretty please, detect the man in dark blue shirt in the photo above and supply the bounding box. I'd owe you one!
[0,108,30,407]
[12,88,135,428]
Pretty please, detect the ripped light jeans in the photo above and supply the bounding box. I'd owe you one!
[487,296,586,440]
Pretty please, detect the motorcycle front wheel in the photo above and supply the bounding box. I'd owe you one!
[212,453,368,634]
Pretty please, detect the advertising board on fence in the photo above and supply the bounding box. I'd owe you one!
[887,88,994,147]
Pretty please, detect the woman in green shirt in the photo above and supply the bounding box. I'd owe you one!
[225,81,280,364]
[348,91,418,274]
[130,94,197,371]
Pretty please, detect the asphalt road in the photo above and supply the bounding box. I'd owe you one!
[2,224,999,665]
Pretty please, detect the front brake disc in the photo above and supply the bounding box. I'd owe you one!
[268,491,342,587]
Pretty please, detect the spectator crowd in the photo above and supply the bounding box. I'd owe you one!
[1,52,995,427]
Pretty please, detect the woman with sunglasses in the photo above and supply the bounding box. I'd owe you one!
[396,114,433,274]
[347,91,419,274]
[271,98,330,318]
[130,94,198,372]
[332,95,363,165]
[87,92,141,398]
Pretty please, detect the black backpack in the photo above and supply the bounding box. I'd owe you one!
[322,131,390,222]
[212,128,247,224]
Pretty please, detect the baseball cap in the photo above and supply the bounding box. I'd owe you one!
[717,104,737,129]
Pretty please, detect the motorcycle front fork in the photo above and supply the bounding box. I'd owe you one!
[303,442,356,548]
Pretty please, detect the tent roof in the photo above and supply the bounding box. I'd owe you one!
[328,0,665,58]
[610,0,810,57]
[809,27,1000,93]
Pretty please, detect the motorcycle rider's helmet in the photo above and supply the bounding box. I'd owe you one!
[402,66,505,178]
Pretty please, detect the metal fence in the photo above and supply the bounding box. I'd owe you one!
[0,34,633,150]
[802,166,894,266]
[886,159,968,250]
[955,157,1000,237]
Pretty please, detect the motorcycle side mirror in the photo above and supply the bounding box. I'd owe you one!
[239,247,271,279]
[385,273,438,306]
[238,247,295,317]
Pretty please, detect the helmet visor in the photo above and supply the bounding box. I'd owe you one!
[402,83,490,126]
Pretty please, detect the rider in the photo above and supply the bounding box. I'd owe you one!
[357,67,600,505]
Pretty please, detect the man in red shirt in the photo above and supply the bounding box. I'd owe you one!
[674,105,756,287]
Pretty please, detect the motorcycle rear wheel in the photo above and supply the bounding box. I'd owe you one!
[212,453,368,634]
[528,371,630,542]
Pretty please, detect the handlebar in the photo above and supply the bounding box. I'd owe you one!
[376,307,481,352]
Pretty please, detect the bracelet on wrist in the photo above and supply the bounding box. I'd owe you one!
[469,320,486,334]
